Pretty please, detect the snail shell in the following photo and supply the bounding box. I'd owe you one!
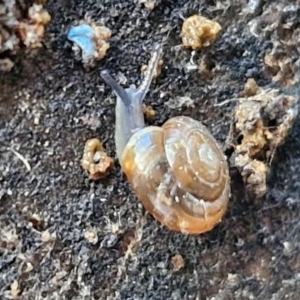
[121,116,230,234]
[100,44,230,234]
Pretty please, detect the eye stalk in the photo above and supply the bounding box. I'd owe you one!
[100,44,163,160]
[100,44,163,106]
[133,44,163,104]
[100,70,131,107]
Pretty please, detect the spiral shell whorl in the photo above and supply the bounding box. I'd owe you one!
[121,116,230,234]
[163,116,228,201]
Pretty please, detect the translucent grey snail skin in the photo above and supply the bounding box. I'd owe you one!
[100,45,230,235]
[100,45,163,160]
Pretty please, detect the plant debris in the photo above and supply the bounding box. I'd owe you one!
[171,254,185,271]
[16,4,51,48]
[142,104,156,119]
[232,79,298,197]
[249,3,300,87]
[81,138,114,180]
[67,19,111,69]
[181,14,222,50]
[0,2,51,72]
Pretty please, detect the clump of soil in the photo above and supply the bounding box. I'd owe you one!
[0,1,51,71]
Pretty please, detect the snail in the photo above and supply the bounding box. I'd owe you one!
[100,45,230,234]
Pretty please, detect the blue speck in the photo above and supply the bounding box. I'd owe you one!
[67,24,96,57]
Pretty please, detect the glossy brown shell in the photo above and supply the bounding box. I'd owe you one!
[120,116,230,234]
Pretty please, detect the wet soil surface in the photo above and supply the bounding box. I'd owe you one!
[1,1,300,299]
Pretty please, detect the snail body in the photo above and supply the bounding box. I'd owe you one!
[100,45,230,234]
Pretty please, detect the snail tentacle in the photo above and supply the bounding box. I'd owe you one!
[100,70,131,107]
[134,44,163,103]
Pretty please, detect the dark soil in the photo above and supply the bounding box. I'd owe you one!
[1,1,300,299]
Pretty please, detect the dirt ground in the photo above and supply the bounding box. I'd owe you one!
[1,1,300,299]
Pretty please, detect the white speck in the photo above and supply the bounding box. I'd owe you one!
[175,196,179,203]
[179,166,183,171]
[179,219,189,230]
[10,146,31,172]
[34,116,40,125]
